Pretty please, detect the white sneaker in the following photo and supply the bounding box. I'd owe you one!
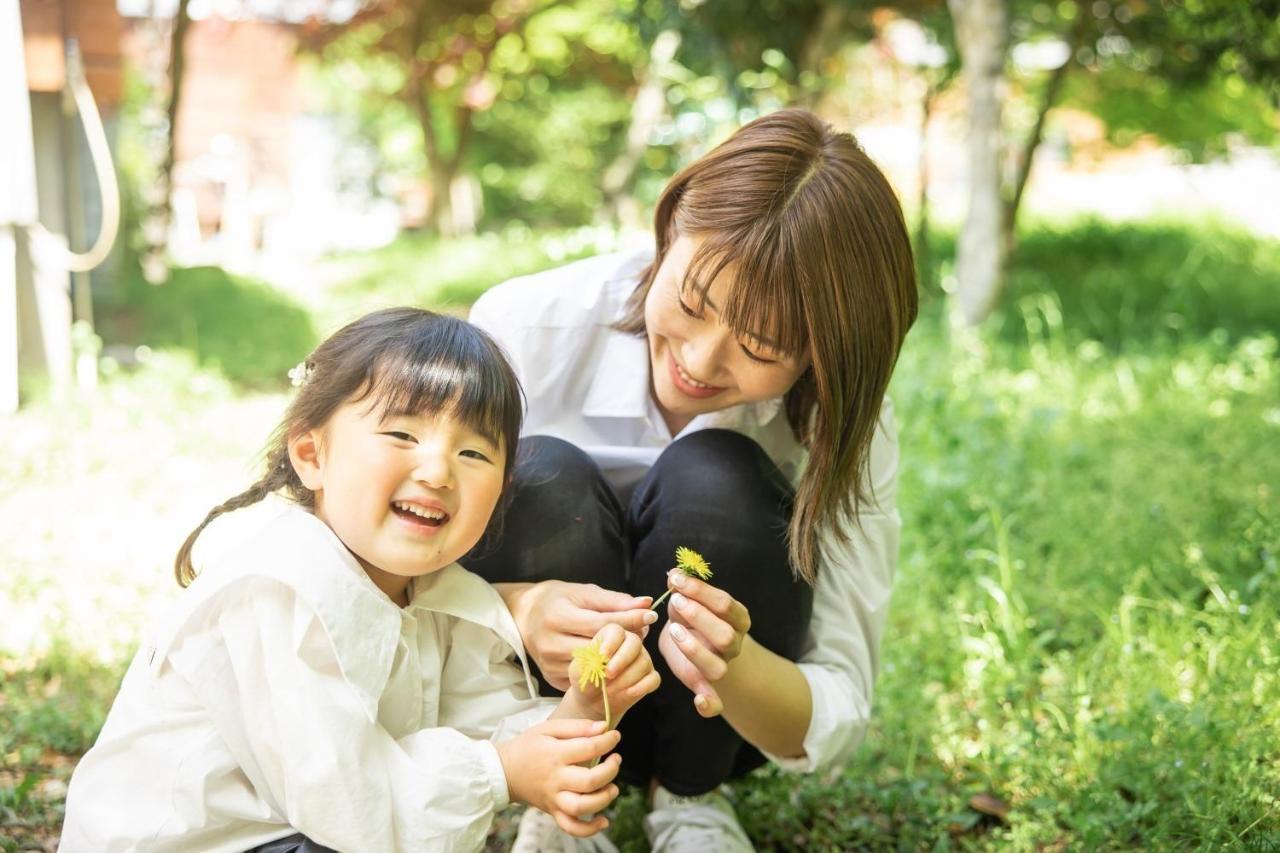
[510,807,620,853]
[644,784,755,852]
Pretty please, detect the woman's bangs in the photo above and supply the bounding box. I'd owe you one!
[683,230,808,359]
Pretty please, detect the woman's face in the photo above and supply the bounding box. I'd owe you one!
[644,233,810,435]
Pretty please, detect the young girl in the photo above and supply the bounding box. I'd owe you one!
[465,109,918,851]
[60,308,660,852]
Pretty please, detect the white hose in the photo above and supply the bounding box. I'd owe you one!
[46,40,121,273]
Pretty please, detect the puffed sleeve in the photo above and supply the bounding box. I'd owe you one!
[761,398,901,774]
[437,618,557,743]
[166,576,509,853]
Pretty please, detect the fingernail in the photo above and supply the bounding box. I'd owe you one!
[670,623,687,641]
[695,694,707,710]
[671,592,687,610]
[644,610,658,624]
[668,571,686,587]
[593,720,607,732]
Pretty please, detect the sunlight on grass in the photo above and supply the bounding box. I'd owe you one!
[3,219,1279,849]
[0,354,286,664]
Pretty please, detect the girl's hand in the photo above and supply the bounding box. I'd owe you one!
[503,581,657,691]
[563,623,661,723]
[657,570,751,718]
[496,719,623,837]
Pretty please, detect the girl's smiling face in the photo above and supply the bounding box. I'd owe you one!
[644,233,810,436]
[290,401,506,603]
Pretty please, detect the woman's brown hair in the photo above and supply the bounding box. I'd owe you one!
[174,307,524,586]
[615,108,918,584]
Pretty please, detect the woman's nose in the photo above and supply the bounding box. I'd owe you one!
[683,328,731,380]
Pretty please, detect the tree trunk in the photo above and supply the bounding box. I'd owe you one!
[796,4,848,108]
[144,0,189,283]
[948,0,1009,326]
[600,30,679,230]
[915,73,947,293]
[1002,14,1089,255]
[409,79,458,236]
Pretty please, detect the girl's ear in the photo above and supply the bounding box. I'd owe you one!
[288,429,325,491]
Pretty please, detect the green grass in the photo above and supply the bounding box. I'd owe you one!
[1003,218,1280,350]
[4,218,1279,849]
[96,265,317,388]
[730,313,1280,850]
[287,225,624,340]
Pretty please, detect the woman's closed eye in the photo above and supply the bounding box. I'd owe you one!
[681,292,779,364]
[739,342,776,365]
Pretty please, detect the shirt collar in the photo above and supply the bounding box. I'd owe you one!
[406,565,539,698]
[582,329,651,419]
[156,497,402,724]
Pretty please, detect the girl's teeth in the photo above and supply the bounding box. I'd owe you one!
[394,501,445,520]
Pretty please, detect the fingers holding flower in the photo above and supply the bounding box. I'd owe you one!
[658,569,752,718]
[666,572,750,661]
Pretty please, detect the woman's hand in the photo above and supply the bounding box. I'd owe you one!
[499,581,657,691]
[656,570,752,718]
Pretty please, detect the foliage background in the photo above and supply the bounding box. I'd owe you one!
[4,0,1280,848]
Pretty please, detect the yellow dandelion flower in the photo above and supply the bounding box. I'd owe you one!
[675,546,712,580]
[652,546,712,610]
[572,641,609,692]
[571,640,612,735]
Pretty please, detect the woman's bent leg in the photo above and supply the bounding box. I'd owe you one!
[463,435,628,589]
[619,429,814,795]
[462,436,628,694]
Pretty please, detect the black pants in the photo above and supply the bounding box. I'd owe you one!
[464,430,814,796]
[246,834,337,853]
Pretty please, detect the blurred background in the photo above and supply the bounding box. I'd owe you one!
[2,0,1278,849]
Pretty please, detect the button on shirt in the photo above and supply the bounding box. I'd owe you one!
[60,496,556,853]
[468,249,901,774]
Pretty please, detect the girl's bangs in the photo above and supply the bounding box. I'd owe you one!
[356,337,518,449]
[682,227,809,359]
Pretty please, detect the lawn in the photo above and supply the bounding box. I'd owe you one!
[2,220,1277,850]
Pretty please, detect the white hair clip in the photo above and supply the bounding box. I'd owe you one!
[288,361,313,388]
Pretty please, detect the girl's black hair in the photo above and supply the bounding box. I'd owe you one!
[175,307,524,586]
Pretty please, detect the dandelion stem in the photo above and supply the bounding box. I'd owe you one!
[650,588,674,611]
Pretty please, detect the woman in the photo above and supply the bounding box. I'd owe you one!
[466,108,917,851]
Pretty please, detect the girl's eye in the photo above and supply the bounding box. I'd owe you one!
[383,431,416,442]
[460,449,492,462]
[740,343,776,365]
[677,297,700,318]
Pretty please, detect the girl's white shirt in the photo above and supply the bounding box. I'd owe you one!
[468,249,901,775]
[59,495,556,853]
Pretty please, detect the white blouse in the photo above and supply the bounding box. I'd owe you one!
[60,496,556,853]
[468,249,900,774]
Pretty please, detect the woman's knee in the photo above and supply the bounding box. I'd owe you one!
[646,429,791,518]
[466,435,626,585]
[512,434,602,492]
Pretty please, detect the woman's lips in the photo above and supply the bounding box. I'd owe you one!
[667,350,725,399]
